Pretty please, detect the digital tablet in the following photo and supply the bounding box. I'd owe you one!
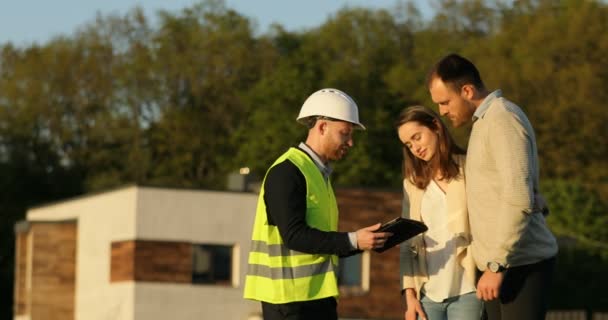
[373,217,428,253]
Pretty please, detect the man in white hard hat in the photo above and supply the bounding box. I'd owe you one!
[244,88,391,320]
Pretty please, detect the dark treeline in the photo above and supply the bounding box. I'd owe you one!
[1,0,607,317]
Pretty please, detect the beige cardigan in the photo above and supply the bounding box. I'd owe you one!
[399,155,476,298]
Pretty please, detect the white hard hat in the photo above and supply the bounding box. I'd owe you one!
[296,88,366,130]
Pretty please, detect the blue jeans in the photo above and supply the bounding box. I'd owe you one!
[419,292,483,320]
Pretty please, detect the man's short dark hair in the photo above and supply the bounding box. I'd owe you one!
[301,116,337,129]
[426,53,485,92]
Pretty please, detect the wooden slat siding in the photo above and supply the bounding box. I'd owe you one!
[111,240,192,283]
[30,222,77,320]
[13,231,29,316]
[134,241,192,283]
[336,189,404,320]
[110,241,135,282]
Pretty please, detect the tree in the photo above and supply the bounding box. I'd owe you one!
[146,0,263,189]
[477,0,608,194]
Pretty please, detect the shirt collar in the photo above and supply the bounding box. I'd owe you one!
[473,89,502,121]
[298,142,333,179]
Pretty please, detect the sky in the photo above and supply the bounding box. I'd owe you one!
[0,0,433,46]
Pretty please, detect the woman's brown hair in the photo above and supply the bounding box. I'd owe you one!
[395,105,465,189]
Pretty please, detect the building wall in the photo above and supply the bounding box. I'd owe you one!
[24,186,261,320]
[336,189,404,320]
[29,222,77,320]
[27,187,139,320]
[13,231,28,317]
[110,240,192,283]
[131,187,260,320]
[13,221,77,320]
[19,185,404,320]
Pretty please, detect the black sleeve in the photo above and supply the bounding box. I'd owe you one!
[263,160,357,256]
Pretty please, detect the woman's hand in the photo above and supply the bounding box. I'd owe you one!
[404,288,426,320]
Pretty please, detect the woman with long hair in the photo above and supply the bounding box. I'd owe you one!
[396,106,481,320]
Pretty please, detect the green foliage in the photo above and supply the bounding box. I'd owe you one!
[541,178,608,309]
[479,0,608,188]
[542,179,608,256]
[145,1,264,189]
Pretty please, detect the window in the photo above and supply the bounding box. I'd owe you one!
[337,251,370,294]
[110,240,239,287]
[192,244,233,285]
[338,254,361,286]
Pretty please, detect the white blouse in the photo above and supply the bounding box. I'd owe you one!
[420,180,476,302]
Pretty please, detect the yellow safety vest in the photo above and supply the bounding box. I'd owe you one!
[243,147,340,303]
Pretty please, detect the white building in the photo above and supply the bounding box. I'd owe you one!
[13,185,261,320]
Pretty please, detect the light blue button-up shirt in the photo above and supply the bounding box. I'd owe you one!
[473,89,502,121]
[298,142,332,181]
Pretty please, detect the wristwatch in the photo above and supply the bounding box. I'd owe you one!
[487,261,506,273]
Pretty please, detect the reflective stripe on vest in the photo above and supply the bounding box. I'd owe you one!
[247,240,337,279]
[249,240,307,257]
[247,261,336,279]
[243,147,340,303]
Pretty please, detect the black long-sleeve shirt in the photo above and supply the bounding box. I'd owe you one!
[263,148,359,257]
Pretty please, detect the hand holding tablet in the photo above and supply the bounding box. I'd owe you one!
[373,217,428,253]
